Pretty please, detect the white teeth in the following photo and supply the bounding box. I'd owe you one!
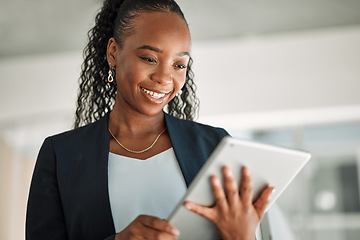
[141,87,165,99]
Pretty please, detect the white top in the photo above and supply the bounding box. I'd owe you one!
[108,148,187,232]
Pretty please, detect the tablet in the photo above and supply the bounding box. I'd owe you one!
[168,136,311,240]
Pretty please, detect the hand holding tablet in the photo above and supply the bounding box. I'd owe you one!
[184,166,275,240]
[168,136,311,240]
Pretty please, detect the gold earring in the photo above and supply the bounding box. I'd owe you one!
[108,66,114,83]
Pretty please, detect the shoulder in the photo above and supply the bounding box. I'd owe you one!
[52,114,107,140]
[165,113,229,143]
[42,114,108,155]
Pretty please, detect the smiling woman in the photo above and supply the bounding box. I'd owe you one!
[25,0,274,240]
[107,11,191,119]
[74,0,199,129]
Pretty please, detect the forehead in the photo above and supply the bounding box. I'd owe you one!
[123,11,191,53]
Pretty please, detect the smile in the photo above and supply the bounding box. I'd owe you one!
[141,87,167,99]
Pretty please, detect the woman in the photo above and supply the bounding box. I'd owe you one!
[26,0,274,239]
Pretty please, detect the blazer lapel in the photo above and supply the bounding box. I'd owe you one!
[94,113,200,235]
[83,113,116,237]
[165,113,207,187]
[91,113,201,237]
[89,112,202,236]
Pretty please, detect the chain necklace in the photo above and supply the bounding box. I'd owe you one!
[108,127,167,154]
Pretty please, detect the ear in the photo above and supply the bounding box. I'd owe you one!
[106,38,118,67]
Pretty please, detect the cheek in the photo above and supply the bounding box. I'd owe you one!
[116,62,147,87]
[174,72,187,91]
[166,73,186,103]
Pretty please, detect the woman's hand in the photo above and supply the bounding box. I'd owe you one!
[115,215,180,240]
[184,166,274,240]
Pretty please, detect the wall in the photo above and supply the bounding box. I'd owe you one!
[0,140,34,240]
[1,25,360,124]
[193,26,360,117]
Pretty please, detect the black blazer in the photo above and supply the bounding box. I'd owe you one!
[26,113,229,240]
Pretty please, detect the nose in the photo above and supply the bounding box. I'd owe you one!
[151,65,172,85]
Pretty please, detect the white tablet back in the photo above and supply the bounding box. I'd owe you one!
[168,136,311,240]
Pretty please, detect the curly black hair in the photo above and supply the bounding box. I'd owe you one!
[74,0,199,128]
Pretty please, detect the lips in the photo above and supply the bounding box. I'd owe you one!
[141,87,166,99]
[140,87,171,103]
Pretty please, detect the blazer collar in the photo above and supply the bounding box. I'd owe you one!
[164,113,205,187]
[102,112,203,186]
[97,112,201,236]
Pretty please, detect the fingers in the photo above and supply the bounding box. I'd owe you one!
[137,215,180,237]
[210,175,229,212]
[184,200,216,221]
[222,167,240,208]
[120,215,179,240]
[184,174,228,222]
[184,165,275,240]
[253,186,275,219]
[239,166,253,208]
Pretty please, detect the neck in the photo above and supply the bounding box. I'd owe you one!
[109,103,166,137]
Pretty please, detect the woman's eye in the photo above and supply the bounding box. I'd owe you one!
[140,57,157,64]
[175,64,187,70]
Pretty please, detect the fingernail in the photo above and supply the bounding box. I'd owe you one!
[211,176,220,185]
[184,202,192,210]
[171,228,180,236]
[243,167,251,176]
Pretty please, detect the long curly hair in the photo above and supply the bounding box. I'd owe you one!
[74,0,199,128]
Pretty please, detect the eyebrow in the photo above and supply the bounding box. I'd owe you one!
[137,45,190,57]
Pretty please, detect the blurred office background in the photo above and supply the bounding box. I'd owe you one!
[1,0,360,239]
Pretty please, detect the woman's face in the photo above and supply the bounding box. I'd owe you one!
[108,11,191,117]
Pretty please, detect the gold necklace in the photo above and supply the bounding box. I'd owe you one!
[108,127,167,154]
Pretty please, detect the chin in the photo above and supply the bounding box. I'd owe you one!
[138,106,165,117]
